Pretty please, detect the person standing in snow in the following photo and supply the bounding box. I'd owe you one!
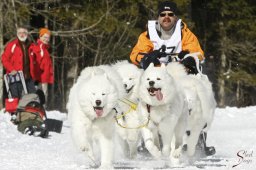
[130,1,215,156]
[29,28,54,102]
[1,25,38,98]
[130,1,203,74]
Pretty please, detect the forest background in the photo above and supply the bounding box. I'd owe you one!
[0,0,255,111]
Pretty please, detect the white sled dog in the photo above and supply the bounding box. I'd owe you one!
[112,60,143,159]
[166,62,216,157]
[137,63,188,164]
[67,65,125,169]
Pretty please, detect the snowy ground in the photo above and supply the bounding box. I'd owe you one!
[0,106,256,170]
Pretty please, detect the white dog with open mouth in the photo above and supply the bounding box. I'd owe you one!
[67,65,125,169]
[137,63,188,165]
[166,62,216,158]
[113,60,143,159]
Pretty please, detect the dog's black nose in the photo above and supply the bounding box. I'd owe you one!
[95,100,101,106]
[149,81,155,86]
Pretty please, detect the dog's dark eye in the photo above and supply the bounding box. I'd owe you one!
[157,78,161,80]
[147,78,150,81]
[102,93,106,96]
[129,78,132,80]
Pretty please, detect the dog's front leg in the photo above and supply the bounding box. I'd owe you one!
[72,122,97,167]
[138,102,161,158]
[86,145,97,168]
[159,115,178,157]
[71,116,92,153]
[186,123,204,157]
[141,127,161,159]
[127,139,138,159]
[172,111,187,159]
[99,135,113,169]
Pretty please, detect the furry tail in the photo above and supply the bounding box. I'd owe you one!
[195,75,216,131]
[166,62,187,78]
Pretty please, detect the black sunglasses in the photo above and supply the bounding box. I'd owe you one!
[159,12,175,17]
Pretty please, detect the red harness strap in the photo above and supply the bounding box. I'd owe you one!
[24,106,46,119]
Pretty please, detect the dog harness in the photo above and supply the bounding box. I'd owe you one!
[114,99,150,129]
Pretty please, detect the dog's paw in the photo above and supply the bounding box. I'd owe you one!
[172,151,181,158]
[169,157,183,168]
[79,143,90,152]
[145,139,161,159]
[162,145,170,157]
[80,147,88,152]
[155,150,162,159]
[151,150,161,159]
[187,145,196,157]
[172,147,182,158]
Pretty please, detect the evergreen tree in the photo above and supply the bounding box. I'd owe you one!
[1,0,255,110]
[204,0,256,106]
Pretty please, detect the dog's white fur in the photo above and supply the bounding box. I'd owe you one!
[138,63,188,163]
[112,60,142,158]
[113,60,142,101]
[67,65,125,169]
[166,62,216,157]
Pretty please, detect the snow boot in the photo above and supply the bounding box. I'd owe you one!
[182,132,216,157]
[197,132,216,156]
[24,123,49,138]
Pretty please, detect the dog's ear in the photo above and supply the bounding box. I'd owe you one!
[160,63,166,68]
[103,72,113,83]
[148,63,154,68]
[91,68,105,77]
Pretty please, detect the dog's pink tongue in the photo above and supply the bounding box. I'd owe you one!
[156,89,163,101]
[95,109,103,117]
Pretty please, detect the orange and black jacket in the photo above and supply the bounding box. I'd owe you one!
[130,21,204,66]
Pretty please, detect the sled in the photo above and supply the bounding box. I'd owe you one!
[17,93,63,134]
[4,71,28,113]
[4,71,63,134]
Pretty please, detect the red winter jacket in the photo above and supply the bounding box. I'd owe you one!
[1,38,41,81]
[29,40,54,84]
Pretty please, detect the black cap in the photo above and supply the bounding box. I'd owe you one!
[158,1,177,15]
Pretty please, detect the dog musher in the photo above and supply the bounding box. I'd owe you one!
[130,1,215,156]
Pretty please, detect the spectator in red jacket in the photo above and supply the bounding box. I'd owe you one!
[1,25,38,98]
[29,28,54,99]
